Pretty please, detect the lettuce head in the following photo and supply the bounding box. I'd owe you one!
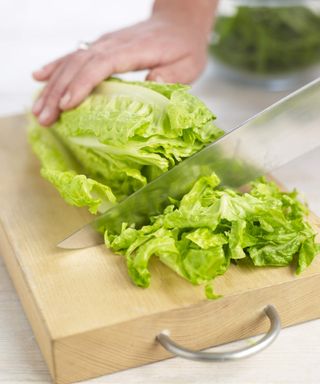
[29,79,223,213]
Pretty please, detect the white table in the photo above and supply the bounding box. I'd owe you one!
[1,1,320,383]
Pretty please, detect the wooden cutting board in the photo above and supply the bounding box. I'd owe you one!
[1,115,320,384]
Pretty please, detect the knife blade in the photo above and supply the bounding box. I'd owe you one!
[58,78,320,249]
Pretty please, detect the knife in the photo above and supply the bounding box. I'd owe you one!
[58,78,320,249]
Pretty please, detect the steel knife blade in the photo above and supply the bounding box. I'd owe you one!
[58,78,320,249]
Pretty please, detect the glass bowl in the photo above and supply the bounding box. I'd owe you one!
[210,0,320,90]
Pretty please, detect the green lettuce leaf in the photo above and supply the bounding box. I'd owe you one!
[28,121,116,213]
[29,79,223,212]
[106,174,319,298]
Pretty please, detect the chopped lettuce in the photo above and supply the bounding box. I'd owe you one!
[28,79,319,299]
[28,79,223,213]
[106,174,320,298]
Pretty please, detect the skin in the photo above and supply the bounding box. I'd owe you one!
[32,0,218,126]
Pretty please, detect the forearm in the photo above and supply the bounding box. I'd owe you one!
[152,0,219,38]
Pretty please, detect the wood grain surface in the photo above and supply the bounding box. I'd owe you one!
[1,115,320,384]
[3,254,320,384]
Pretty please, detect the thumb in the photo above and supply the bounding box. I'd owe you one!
[146,56,205,84]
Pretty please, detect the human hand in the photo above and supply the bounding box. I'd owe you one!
[32,0,218,126]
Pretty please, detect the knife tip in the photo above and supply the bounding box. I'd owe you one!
[56,226,104,249]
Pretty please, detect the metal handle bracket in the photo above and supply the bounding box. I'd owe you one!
[157,305,281,362]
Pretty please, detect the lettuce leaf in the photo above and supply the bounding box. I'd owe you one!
[28,122,116,213]
[106,174,319,298]
[29,79,223,212]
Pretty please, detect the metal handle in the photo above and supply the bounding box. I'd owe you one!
[156,305,281,362]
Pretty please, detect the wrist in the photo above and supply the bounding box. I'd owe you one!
[152,0,218,38]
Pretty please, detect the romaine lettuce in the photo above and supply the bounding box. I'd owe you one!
[106,174,320,298]
[29,79,223,213]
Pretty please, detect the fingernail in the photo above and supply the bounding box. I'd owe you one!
[59,92,71,108]
[155,75,164,83]
[32,98,44,114]
[38,106,51,124]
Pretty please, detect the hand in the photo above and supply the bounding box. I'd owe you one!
[32,0,218,126]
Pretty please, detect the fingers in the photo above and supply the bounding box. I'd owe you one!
[58,55,112,110]
[33,52,92,126]
[32,50,206,126]
[59,46,154,111]
[32,55,68,81]
[147,54,206,84]
[34,66,68,126]
[32,64,65,119]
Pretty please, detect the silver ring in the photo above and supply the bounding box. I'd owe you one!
[157,305,281,362]
[77,41,90,51]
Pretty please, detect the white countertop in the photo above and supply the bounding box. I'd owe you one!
[1,1,320,383]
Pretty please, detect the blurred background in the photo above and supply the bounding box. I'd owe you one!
[211,0,320,87]
[1,1,320,382]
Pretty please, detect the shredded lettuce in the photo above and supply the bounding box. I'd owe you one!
[28,79,223,213]
[106,174,320,298]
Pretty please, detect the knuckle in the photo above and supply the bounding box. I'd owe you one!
[75,49,92,59]
[79,69,95,84]
[67,53,84,66]
[92,51,108,63]
[46,88,63,104]
[68,77,90,94]
[90,44,104,54]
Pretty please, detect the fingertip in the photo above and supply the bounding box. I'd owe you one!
[38,106,59,127]
[60,87,92,111]
[153,75,164,83]
[146,71,165,83]
[147,58,201,84]
[33,60,60,81]
[59,97,80,111]
[32,68,48,81]
[32,98,44,115]
[38,107,51,126]
[59,92,72,110]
